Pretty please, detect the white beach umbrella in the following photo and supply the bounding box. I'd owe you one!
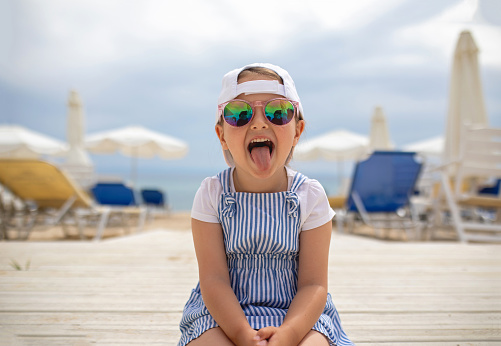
[369,106,394,151]
[66,90,92,166]
[85,125,189,183]
[443,30,489,164]
[402,136,444,157]
[294,129,369,162]
[294,129,369,193]
[0,125,67,158]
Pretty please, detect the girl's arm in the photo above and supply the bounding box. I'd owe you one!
[191,218,258,345]
[256,220,332,345]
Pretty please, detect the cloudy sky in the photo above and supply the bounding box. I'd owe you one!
[1,0,500,178]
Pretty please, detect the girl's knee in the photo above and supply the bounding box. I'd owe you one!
[298,330,330,346]
[187,327,235,346]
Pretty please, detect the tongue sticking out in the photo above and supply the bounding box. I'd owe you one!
[250,146,272,171]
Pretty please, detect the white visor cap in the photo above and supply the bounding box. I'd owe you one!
[216,63,304,124]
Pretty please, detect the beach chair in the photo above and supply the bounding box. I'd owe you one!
[0,159,110,240]
[335,151,423,240]
[0,183,33,240]
[436,127,501,242]
[90,182,147,240]
[478,178,501,196]
[141,188,169,221]
[141,189,165,206]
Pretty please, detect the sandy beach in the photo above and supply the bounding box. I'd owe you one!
[4,211,193,242]
[3,210,461,243]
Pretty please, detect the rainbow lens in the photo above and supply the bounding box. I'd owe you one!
[224,101,253,127]
[265,99,295,125]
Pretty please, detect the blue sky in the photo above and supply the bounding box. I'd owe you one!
[1,0,500,179]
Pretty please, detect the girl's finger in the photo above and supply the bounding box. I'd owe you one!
[256,326,277,340]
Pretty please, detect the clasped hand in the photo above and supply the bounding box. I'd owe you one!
[250,326,297,346]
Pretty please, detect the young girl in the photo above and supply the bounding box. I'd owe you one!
[178,63,353,346]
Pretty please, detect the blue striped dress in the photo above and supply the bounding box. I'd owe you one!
[178,168,353,346]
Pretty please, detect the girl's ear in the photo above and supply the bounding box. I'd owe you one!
[215,124,229,150]
[293,119,305,146]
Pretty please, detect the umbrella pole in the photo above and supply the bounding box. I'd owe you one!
[131,154,137,187]
[336,160,344,194]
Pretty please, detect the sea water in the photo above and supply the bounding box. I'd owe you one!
[133,171,341,211]
[134,171,208,211]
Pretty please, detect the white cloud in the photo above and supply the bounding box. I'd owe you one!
[0,0,14,70]
[394,0,501,68]
[306,0,404,30]
[7,0,405,85]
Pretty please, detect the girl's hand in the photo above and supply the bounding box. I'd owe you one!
[231,327,263,346]
[254,326,296,346]
[228,328,264,346]
[253,326,275,345]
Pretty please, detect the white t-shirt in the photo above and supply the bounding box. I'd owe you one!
[191,167,335,231]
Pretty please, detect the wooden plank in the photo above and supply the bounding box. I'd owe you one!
[1,311,498,327]
[1,294,500,312]
[2,282,498,294]
[3,322,500,344]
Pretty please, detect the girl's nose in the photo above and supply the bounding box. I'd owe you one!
[250,106,268,130]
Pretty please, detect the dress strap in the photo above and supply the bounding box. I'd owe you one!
[290,171,307,193]
[285,172,306,218]
[217,168,233,194]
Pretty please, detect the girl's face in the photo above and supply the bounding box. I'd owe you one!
[215,73,305,183]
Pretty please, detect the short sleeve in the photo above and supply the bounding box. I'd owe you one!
[297,178,335,231]
[190,176,222,224]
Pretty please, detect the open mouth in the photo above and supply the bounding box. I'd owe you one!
[248,138,274,155]
[248,138,274,171]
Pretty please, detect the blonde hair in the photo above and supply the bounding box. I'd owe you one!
[238,67,284,84]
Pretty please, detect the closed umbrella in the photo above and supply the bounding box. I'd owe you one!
[85,125,188,184]
[443,30,489,165]
[0,125,67,158]
[369,106,394,151]
[66,90,92,166]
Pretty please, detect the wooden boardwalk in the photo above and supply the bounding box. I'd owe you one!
[1,229,500,345]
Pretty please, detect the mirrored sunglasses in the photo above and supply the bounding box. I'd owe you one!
[218,98,298,127]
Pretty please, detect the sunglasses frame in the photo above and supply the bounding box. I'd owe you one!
[218,98,299,127]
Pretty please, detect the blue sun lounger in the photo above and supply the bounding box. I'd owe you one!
[90,182,147,239]
[337,151,423,239]
[140,188,169,220]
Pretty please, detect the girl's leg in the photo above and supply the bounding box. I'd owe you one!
[298,330,330,346]
[187,327,235,346]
